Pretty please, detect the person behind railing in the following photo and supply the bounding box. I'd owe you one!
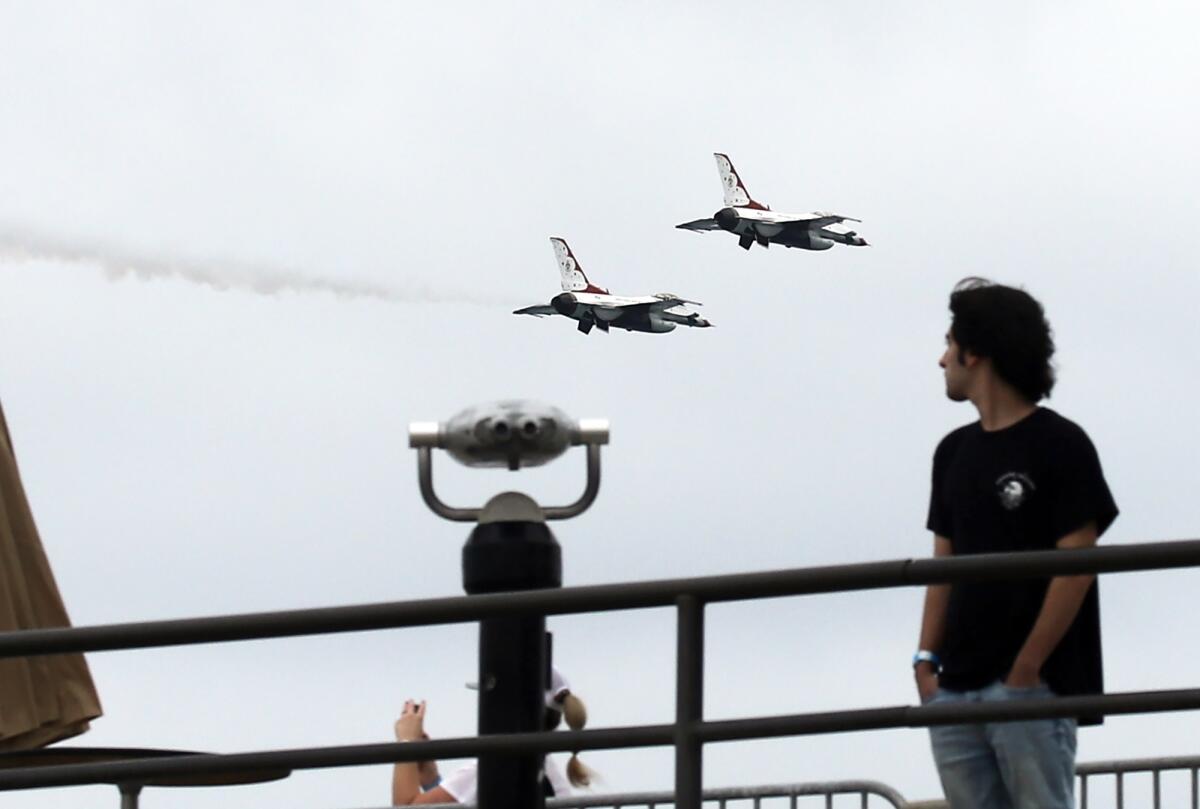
[391,668,591,805]
[915,278,1119,809]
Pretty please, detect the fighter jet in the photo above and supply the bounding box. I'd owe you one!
[514,238,713,335]
[677,153,868,251]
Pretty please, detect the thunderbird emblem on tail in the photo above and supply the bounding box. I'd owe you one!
[677,153,869,251]
[514,238,714,335]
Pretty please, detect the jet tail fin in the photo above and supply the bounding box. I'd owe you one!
[715,153,768,210]
[551,237,608,294]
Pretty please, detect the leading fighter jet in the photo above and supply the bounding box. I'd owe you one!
[514,238,713,334]
[677,153,868,251]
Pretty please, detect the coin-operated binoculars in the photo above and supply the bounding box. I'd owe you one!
[409,401,609,809]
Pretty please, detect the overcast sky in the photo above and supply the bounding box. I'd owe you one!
[1,2,1198,807]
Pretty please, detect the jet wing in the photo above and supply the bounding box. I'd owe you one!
[675,218,722,232]
[513,304,558,317]
[646,295,701,312]
[596,300,697,314]
[573,293,702,312]
[804,214,861,229]
[737,208,860,228]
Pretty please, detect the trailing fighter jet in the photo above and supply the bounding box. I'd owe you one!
[677,153,869,251]
[513,238,713,335]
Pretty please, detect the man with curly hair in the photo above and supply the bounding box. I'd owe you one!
[914,279,1119,808]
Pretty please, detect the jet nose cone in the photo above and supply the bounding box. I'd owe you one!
[551,292,577,316]
[714,207,739,231]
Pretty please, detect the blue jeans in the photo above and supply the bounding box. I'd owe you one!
[927,680,1077,809]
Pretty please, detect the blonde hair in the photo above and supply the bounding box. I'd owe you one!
[561,692,593,788]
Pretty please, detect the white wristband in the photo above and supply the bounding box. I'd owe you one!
[912,650,941,670]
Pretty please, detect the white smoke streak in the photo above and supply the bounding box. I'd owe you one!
[0,227,518,306]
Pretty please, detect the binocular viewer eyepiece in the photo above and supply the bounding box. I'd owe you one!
[410,400,608,472]
[409,400,609,522]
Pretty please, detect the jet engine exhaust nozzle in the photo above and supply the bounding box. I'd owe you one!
[714,207,739,232]
[551,292,577,316]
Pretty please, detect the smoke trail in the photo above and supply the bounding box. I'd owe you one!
[0,226,518,306]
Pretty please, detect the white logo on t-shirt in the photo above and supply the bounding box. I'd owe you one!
[996,472,1036,510]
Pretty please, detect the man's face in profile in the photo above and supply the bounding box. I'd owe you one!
[939,332,971,402]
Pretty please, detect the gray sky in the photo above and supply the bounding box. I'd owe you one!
[1,1,1198,807]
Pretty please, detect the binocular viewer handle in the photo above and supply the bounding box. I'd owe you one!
[414,443,603,523]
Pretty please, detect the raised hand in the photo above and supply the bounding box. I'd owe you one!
[394,699,426,742]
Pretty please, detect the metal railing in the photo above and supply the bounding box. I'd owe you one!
[1079,754,1200,809]
[370,780,910,808]
[1,539,1200,807]
[364,758,1200,809]
[352,755,1200,809]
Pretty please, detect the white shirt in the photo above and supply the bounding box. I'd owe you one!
[441,758,572,803]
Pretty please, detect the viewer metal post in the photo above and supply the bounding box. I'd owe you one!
[410,401,608,809]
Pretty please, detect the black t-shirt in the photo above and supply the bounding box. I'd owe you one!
[927,407,1118,724]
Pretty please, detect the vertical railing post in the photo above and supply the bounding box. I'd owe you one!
[118,784,142,809]
[675,594,705,809]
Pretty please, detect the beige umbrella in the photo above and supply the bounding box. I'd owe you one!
[0,400,102,750]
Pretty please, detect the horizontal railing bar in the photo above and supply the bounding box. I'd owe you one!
[1077,755,1200,775]
[0,727,676,791]
[2,688,1199,791]
[348,780,910,809]
[1,539,1198,659]
[695,688,1200,743]
[537,780,908,807]
[0,727,660,791]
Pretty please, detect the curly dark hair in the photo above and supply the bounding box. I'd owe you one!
[948,277,1056,402]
